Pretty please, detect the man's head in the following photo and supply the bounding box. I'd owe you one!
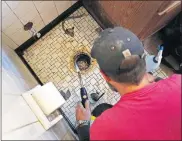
[91,27,146,91]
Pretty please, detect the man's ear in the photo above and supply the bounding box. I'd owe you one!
[100,70,111,82]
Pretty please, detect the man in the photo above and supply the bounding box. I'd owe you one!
[76,27,181,140]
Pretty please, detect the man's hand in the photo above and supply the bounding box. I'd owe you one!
[76,100,91,121]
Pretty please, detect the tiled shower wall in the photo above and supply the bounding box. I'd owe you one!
[2,1,77,50]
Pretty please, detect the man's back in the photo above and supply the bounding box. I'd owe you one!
[90,74,181,140]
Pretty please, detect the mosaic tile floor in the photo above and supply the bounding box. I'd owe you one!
[23,7,167,127]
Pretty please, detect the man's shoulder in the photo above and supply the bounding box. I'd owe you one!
[160,74,181,88]
[166,74,181,81]
[169,74,181,83]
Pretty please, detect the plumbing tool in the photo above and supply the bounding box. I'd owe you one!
[74,60,88,107]
[90,91,105,102]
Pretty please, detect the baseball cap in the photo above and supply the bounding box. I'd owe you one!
[91,27,145,77]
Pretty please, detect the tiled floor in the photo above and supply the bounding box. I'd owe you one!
[23,7,120,127]
[23,7,167,127]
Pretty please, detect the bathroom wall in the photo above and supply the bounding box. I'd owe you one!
[2,1,77,49]
[1,41,42,139]
[1,1,77,139]
[2,41,75,140]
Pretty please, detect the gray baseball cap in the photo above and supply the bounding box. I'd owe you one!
[91,27,144,77]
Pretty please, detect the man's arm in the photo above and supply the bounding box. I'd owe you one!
[77,124,90,141]
[76,101,91,141]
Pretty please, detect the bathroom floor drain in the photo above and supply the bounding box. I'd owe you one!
[70,46,97,74]
[74,52,91,71]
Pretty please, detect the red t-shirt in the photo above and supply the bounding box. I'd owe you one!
[90,74,181,140]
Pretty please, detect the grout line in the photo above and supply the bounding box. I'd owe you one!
[3,121,39,134]
[3,93,22,96]
[53,0,59,18]
[5,1,25,25]
[32,0,46,26]
[3,2,34,46]
[2,31,19,48]
[50,128,59,140]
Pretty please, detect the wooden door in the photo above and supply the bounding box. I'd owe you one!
[98,1,180,40]
[139,1,181,40]
[99,1,165,36]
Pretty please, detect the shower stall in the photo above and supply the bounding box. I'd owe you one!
[15,0,168,134]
